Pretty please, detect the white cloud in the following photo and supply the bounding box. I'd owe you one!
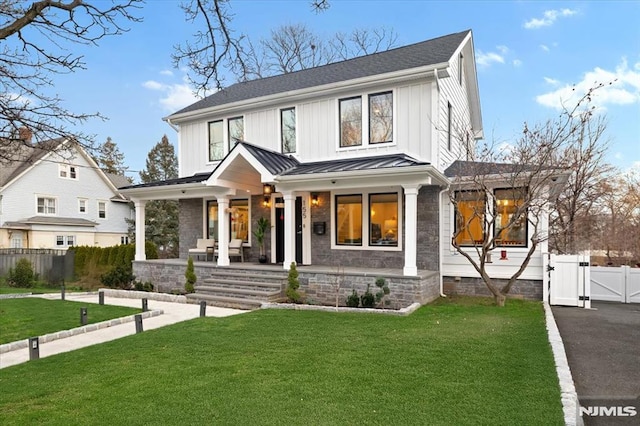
[512,59,523,67]
[524,8,578,29]
[536,58,640,110]
[544,77,560,85]
[540,44,550,52]
[476,49,505,68]
[160,69,174,77]
[143,77,200,112]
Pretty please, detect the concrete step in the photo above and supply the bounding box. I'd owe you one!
[194,285,281,299]
[186,293,265,310]
[201,278,283,290]
[208,271,287,282]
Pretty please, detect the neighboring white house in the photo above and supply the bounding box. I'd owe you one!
[121,30,555,302]
[0,138,132,249]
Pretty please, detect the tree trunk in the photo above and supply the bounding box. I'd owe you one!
[494,293,506,307]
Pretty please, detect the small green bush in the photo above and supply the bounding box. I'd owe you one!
[360,284,375,308]
[285,262,301,303]
[100,265,135,289]
[185,256,196,293]
[145,241,159,259]
[134,281,155,292]
[374,276,390,307]
[346,289,360,307]
[8,258,35,288]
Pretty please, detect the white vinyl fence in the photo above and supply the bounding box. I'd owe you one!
[590,266,640,304]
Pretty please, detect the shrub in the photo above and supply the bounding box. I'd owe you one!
[285,262,301,303]
[374,276,391,307]
[145,241,159,259]
[8,258,35,288]
[346,289,360,307]
[100,265,135,289]
[185,256,196,293]
[360,284,375,308]
[134,280,155,292]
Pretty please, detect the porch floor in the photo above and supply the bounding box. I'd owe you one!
[139,258,436,279]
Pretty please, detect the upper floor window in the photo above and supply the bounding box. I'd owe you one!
[37,197,56,215]
[228,116,244,150]
[59,164,78,180]
[458,53,464,84]
[281,107,296,153]
[78,198,87,214]
[208,120,224,161]
[453,190,485,247]
[369,92,393,144]
[447,102,452,151]
[98,201,107,219]
[339,97,362,147]
[494,188,527,247]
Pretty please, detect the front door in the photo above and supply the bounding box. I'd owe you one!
[275,196,303,264]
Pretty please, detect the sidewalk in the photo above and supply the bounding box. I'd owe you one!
[0,293,247,369]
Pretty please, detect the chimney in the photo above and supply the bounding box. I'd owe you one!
[18,127,33,144]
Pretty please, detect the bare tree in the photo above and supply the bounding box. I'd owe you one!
[448,85,610,306]
[0,0,142,164]
[173,1,395,93]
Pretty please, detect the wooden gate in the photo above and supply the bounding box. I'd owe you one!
[549,254,591,308]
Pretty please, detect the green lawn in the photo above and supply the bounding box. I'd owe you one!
[0,297,563,425]
[0,298,141,344]
[0,286,61,294]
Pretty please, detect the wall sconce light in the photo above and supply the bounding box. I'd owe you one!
[263,196,271,207]
[263,183,275,195]
[311,193,319,207]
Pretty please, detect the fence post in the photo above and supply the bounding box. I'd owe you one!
[200,301,207,317]
[142,298,148,312]
[135,314,143,333]
[80,307,88,326]
[98,291,104,305]
[60,282,65,301]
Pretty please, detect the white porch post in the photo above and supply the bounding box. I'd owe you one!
[403,185,420,276]
[283,191,296,270]
[217,196,230,266]
[134,200,147,261]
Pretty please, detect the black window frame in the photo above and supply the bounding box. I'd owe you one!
[335,194,363,246]
[280,107,296,154]
[368,91,393,145]
[493,187,528,248]
[339,96,363,148]
[453,190,486,247]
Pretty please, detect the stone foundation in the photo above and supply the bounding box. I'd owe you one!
[443,276,543,300]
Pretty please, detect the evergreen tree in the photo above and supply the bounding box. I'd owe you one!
[97,137,130,178]
[140,135,179,258]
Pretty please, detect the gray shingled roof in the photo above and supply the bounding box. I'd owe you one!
[8,216,98,227]
[170,30,470,117]
[282,153,427,176]
[118,172,212,190]
[0,139,65,187]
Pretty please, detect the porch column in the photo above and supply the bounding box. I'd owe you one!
[134,200,147,261]
[283,191,296,270]
[217,196,230,266]
[402,185,421,276]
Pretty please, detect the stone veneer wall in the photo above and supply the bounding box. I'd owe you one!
[132,260,441,308]
[443,276,543,300]
[178,199,203,259]
[310,187,440,270]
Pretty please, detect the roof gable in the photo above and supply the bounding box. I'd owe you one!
[169,30,471,117]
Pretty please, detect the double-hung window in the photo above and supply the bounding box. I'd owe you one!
[281,107,296,153]
[208,120,224,161]
[453,191,485,246]
[494,188,527,247]
[98,201,107,219]
[37,197,56,215]
[78,198,87,214]
[59,164,78,180]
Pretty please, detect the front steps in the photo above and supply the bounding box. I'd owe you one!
[186,268,287,310]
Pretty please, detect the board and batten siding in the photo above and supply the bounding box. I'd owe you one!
[177,78,440,177]
[440,199,544,280]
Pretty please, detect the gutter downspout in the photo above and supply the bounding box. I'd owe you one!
[439,186,450,298]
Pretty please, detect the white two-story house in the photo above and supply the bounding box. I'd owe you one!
[122,30,553,306]
[0,138,132,250]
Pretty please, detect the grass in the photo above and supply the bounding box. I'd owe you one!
[0,296,563,425]
[0,298,141,344]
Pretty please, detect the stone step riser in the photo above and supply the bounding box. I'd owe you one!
[194,287,282,300]
[201,281,283,291]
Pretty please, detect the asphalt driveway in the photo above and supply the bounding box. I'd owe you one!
[552,301,640,425]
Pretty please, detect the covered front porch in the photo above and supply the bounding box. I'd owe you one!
[120,142,450,280]
[132,258,441,309]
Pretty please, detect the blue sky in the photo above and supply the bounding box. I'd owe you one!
[48,1,640,180]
